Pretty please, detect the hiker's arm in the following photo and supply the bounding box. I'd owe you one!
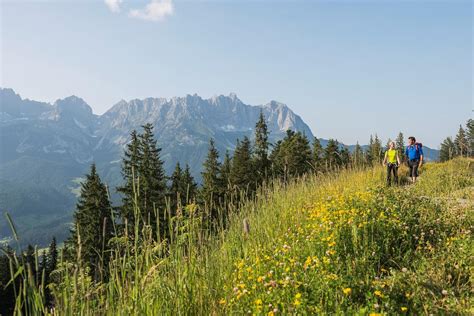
[397,154,401,165]
[419,147,424,166]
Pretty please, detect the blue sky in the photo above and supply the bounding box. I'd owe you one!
[1,0,472,147]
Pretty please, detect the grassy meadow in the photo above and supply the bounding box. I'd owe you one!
[11,158,474,315]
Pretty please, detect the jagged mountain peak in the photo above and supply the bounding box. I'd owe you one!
[54,95,93,114]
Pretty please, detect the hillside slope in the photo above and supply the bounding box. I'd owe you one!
[41,158,473,315]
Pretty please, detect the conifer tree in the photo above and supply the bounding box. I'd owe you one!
[440,137,456,162]
[467,119,474,157]
[253,111,270,183]
[45,236,58,307]
[138,123,168,236]
[200,139,223,220]
[340,146,351,168]
[269,140,283,177]
[454,125,469,157]
[292,132,312,176]
[117,130,141,232]
[372,134,383,164]
[230,137,255,197]
[352,142,364,167]
[67,164,114,281]
[395,132,405,161]
[181,164,197,205]
[0,246,16,315]
[324,139,340,170]
[311,137,324,172]
[169,162,183,215]
[366,135,374,165]
[40,250,48,277]
[220,151,232,194]
[47,237,58,277]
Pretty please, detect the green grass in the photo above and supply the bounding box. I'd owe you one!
[10,158,474,315]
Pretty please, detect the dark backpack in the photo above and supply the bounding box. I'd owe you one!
[415,143,422,153]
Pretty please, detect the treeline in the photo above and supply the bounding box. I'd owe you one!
[0,238,58,315]
[0,112,407,311]
[439,119,473,162]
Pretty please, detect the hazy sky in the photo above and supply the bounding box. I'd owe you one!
[1,0,472,147]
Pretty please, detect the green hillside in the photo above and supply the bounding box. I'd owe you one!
[11,158,474,315]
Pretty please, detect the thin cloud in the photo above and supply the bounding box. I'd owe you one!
[104,0,123,13]
[129,0,174,22]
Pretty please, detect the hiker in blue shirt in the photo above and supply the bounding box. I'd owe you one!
[405,136,424,183]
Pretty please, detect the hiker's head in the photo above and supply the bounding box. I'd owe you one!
[389,141,395,149]
[408,136,416,145]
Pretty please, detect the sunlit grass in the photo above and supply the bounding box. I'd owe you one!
[7,158,473,315]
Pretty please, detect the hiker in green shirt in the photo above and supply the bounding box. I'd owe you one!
[383,141,401,186]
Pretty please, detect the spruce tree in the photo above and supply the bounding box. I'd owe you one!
[366,135,374,165]
[454,125,469,157]
[138,123,168,237]
[311,137,324,172]
[47,236,58,280]
[230,137,255,198]
[117,130,141,233]
[395,132,405,161]
[439,137,456,162]
[292,132,312,176]
[67,164,114,281]
[181,164,197,205]
[0,247,16,315]
[220,151,232,194]
[169,162,183,216]
[352,142,364,167]
[340,146,351,168]
[467,119,474,157]
[269,140,283,178]
[372,134,383,164]
[324,139,340,170]
[253,111,270,183]
[45,236,58,307]
[200,139,222,220]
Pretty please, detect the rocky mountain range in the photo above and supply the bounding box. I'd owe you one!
[0,88,315,245]
[0,88,439,246]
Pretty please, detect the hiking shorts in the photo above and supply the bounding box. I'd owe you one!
[408,159,420,178]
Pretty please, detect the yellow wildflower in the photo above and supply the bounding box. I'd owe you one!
[342,287,352,295]
[219,298,226,305]
[401,307,408,312]
[374,290,383,298]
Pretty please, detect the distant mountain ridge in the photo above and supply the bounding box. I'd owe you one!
[0,88,440,246]
[0,88,314,246]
